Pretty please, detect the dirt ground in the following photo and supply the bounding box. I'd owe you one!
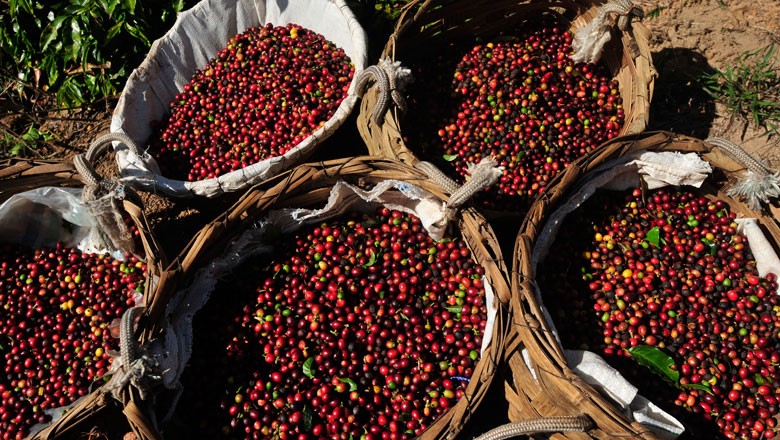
[639,0,780,163]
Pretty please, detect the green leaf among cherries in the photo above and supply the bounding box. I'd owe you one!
[645,226,661,248]
[337,377,358,392]
[302,357,315,379]
[362,250,377,268]
[627,345,712,394]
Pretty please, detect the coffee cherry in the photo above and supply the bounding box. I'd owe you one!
[174,208,488,439]
[407,19,623,212]
[540,187,780,439]
[150,23,354,181]
[0,243,145,438]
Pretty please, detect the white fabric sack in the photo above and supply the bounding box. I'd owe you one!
[0,186,124,258]
[111,0,368,197]
[145,180,499,403]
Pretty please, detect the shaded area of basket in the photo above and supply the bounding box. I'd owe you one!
[647,47,718,139]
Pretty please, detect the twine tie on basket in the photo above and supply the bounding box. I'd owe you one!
[414,161,461,193]
[416,157,503,223]
[571,0,644,64]
[706,136,780,210]
[355,58,413,125]
[74,133,141,254]
[450,157,504,209]
[472,415,592,440]
[104,306,162,401]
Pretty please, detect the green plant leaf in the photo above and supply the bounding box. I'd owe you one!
[627,345,679,385]
[302,357,315,379]
[445,305,462,314]
[442,154,458,162]
[21,125,41,142]
[63,5,87,15]
[106,0,120,16]
[646,226,660,248]
[362,250,377,268]
[58,78,85,107]
[123,0,137,14]
[124,20,150,46]
[70,20,83,62]
[41,15,67,51]
[302,406,314,432]
[18,0,34,15]
[39,55,56,85]
[105,22,122,42]
[337,377,358,392]
[682,382,713,395]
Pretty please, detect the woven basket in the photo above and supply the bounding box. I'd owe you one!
[357,0,655,211]
[504,131,780,439]
[110,0,368,199]
[0,154,164,440]
[140,156,511,439]
[0,159,80,204]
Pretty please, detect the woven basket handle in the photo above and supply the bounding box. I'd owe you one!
[571,0,644,64]
[705,136,780,210]
[414,158,503,210]
[73,132,139,254]
[473,415,592,440]
[355,58,413,125]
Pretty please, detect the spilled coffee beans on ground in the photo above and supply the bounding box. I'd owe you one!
[174,208,488,439]
[0,243,145,439]
[539,188,780,439]
[407,19,623,212]
[150,23,354,181]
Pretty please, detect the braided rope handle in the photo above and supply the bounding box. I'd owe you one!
[104,305,163,405]
[473,415,592,440]
[356,58,413,125]
[571,0,644,64]
[414,161,460,193]
[414,158,503,217]
[72,133,141,253]
[706,137,780,210]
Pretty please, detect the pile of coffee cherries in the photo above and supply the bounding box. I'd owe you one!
[409,19,623,211]
[151,23,354,181]
[539,187,780,439]
[0,242,145,439]
[174,208,488,439]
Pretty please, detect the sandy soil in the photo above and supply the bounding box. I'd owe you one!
[640,0,780,164]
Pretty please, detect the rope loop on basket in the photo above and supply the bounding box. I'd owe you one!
[706,136,780,210]
[414,158,503,221]
[449,158,503,209]
[73,132,143,253]
[104,306,162,402]
[571,0,644,64]
[355,58,413,125]
[473,415,593,440]
[414,161,460,193]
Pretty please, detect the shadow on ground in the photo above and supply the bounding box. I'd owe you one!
[646,47,718,139]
